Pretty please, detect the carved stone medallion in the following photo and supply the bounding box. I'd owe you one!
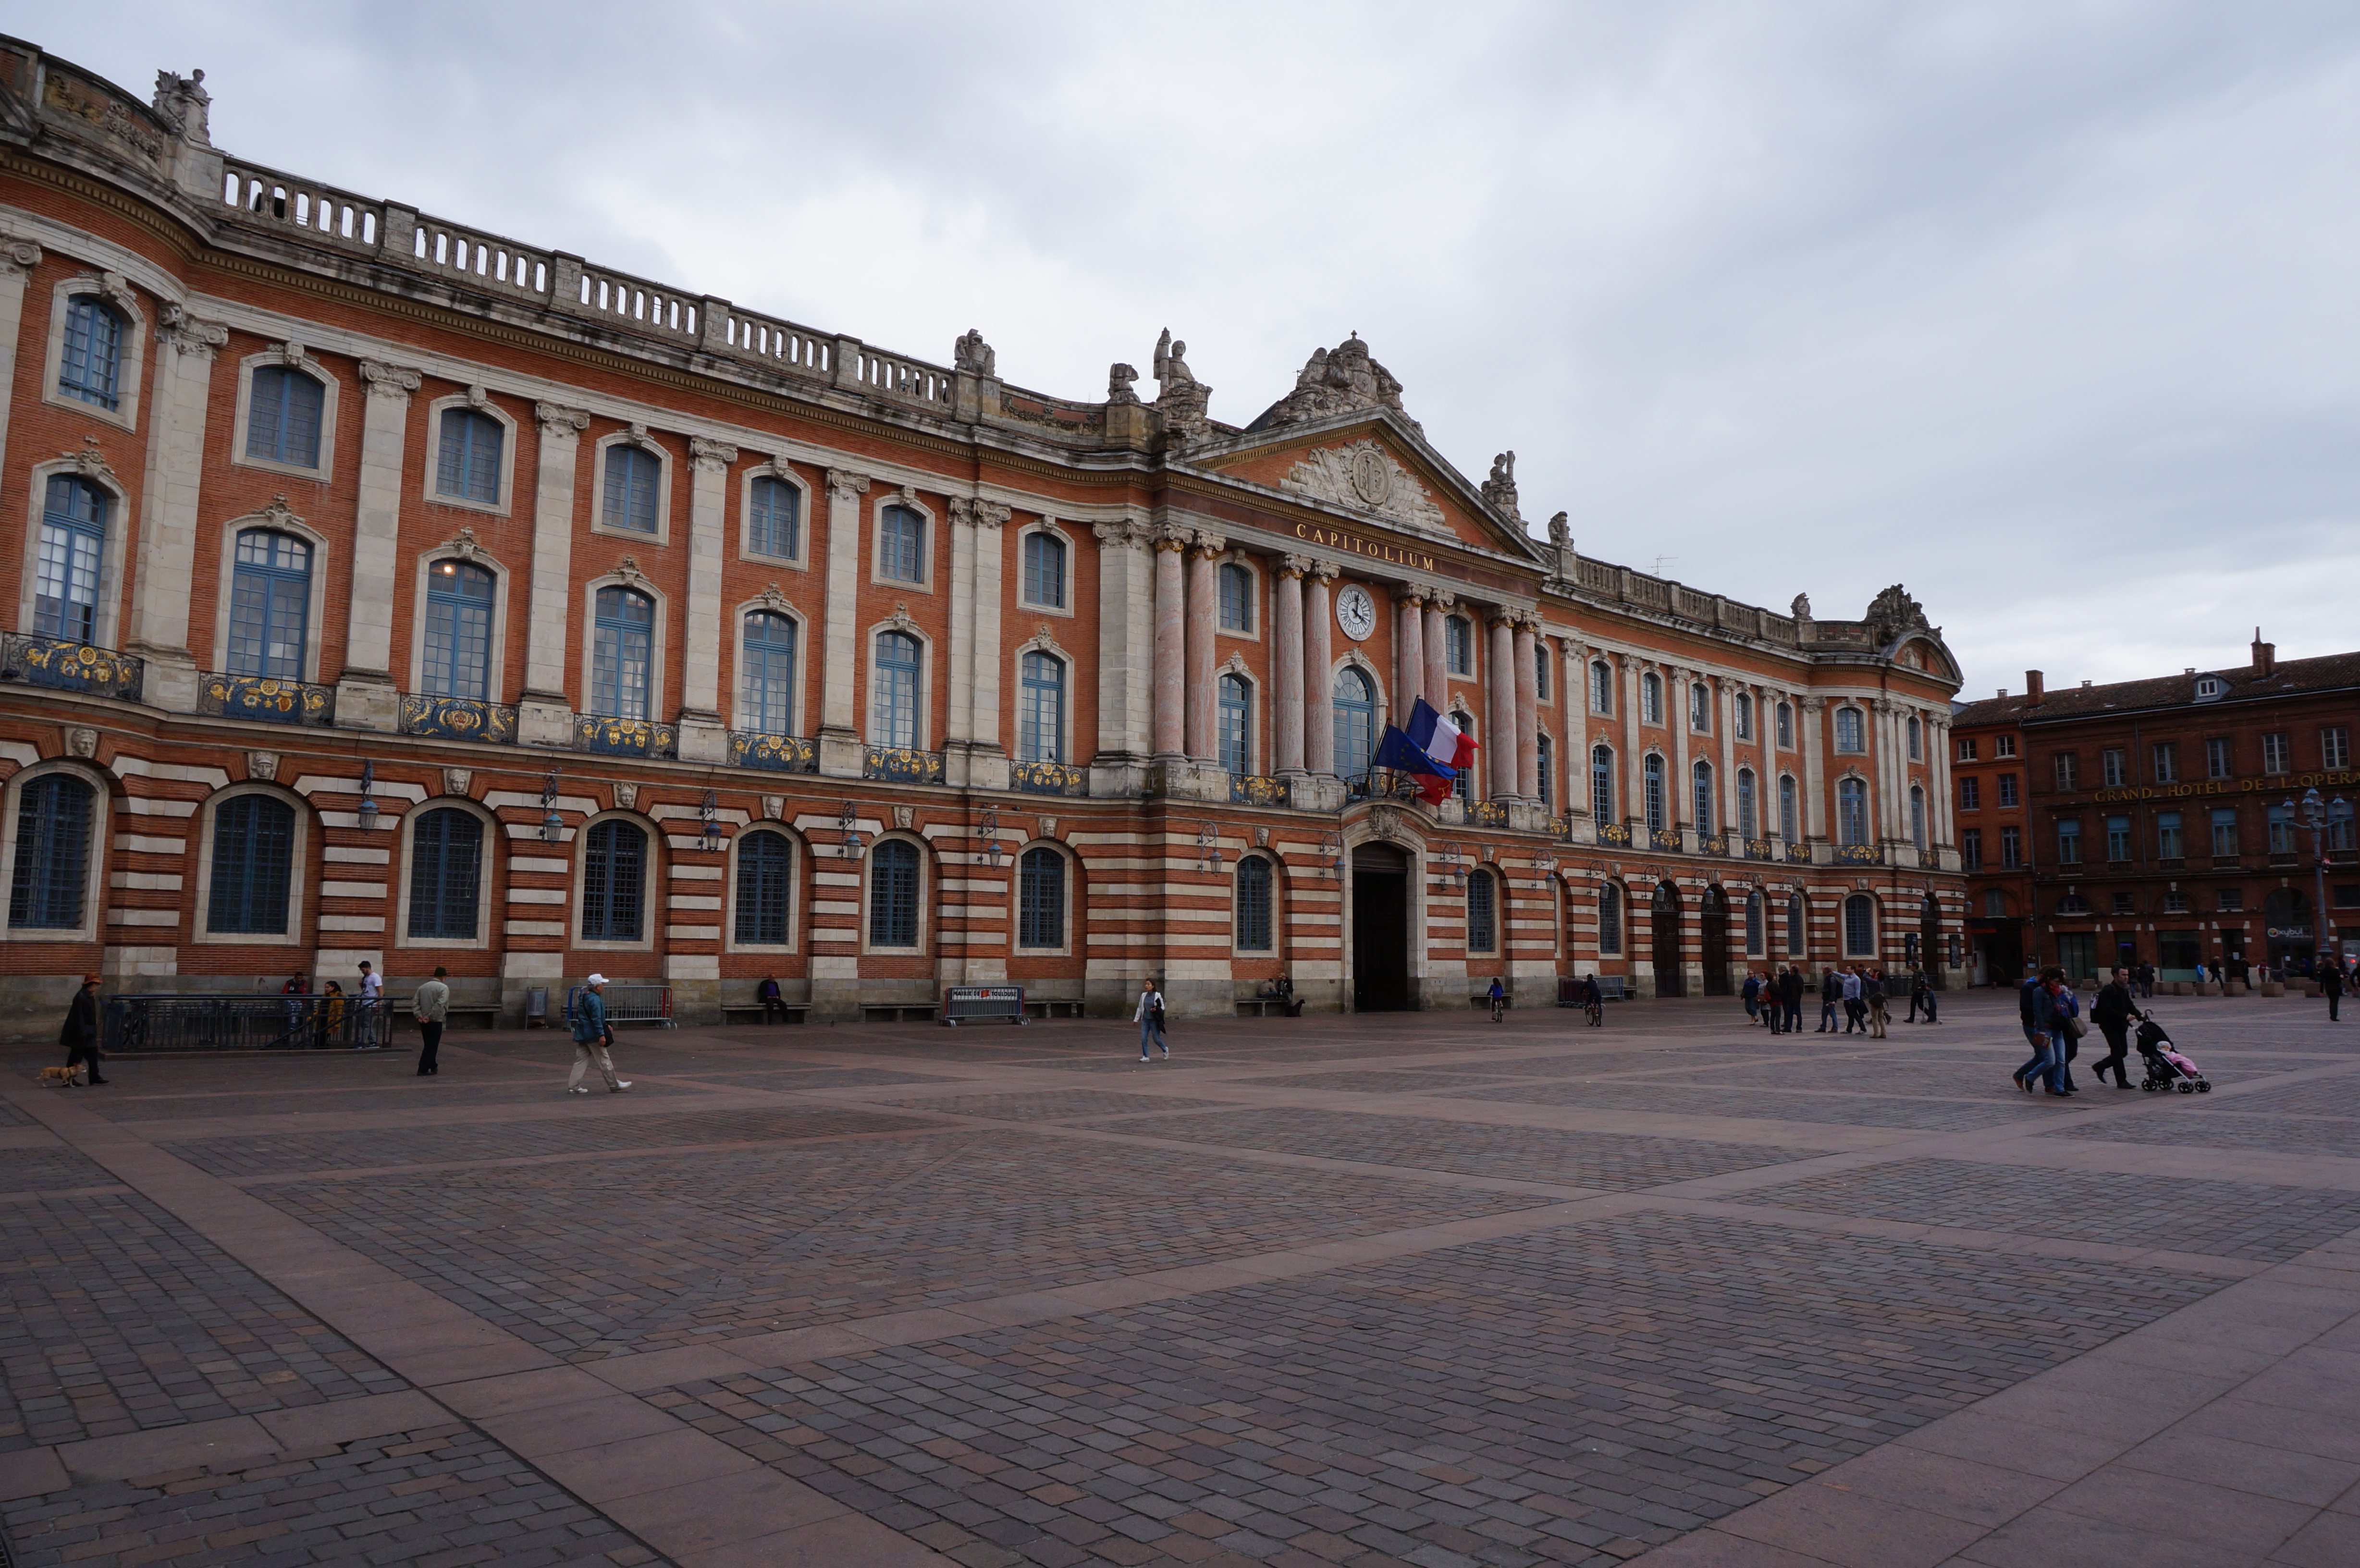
[1349,445,1392,506]
[65,727,98,759]
[893,806,915,830]
[612,783,638,810]
[1282,439,1444,531]
[246,751,279,782]
[442,768,472,797]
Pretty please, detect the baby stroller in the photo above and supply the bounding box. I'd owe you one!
[2136,1014,2210,1094]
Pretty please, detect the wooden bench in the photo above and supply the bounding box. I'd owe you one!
[722,1004,811,1025]
[1236,996,1304,1017]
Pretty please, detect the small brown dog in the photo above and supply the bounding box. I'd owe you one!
[36,1065,82,1088]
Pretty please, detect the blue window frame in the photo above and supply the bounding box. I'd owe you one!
[879,504,925,583]
[1020,651,1064,762]
[1235,855,1273,951]
[1838,778,1868,845]
[1590,745,1614,822]
[869,839,919,946]
[1843,894,1875,957]
[591,588,653,719]
[1447,616,1474,675]
[60,296,124,410]
[36,476,109,643]
[246,366,324,467]
[436,408,503,504]
[1737,768,1757,839]
[406,807,483,941]
[1452,710,1475,802]
[582,820,647,942]
[873,631,921,748]
[1692,761,1714,834]
[1537,734,1554,810]
[602,443,661,533]
[1019,847,1065,949]
[1598,883,1622,954]
[1217,674,1251,775]
[735,829,793,945]
[1334,666,1376,780]
[748,475,799,558]
[1835,706,1866,753]
[741,613,797,735]
[1913,788,1930,850]
[207,794,295,935]
[1780,775,1798,841]
[1218,563,1253,631]
[9,774,95,931]
[1466,867,1497,954]
[1644,754,1666,831]
[227,530,312,679]
[2058,818,2083,865]
[1023,531,1065,608]
[422,560,495,699]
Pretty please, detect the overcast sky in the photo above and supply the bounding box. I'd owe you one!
[32,1,2358,701]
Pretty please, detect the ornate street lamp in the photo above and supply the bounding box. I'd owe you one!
[2285,786,2348,970]
[979,805,1004,868]
[355,759,381,832]
[1197,822,1223,875]
[540,769,565,843]
[698,789,726,855]
[839,800,864,860]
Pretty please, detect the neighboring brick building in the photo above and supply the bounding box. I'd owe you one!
[1951,639,2360,985]
[0,43,1967,1034]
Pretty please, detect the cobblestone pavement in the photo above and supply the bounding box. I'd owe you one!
[1,989,2356,1568]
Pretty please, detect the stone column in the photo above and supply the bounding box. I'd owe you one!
[332,360,420,733]
[1562,641,1589,821]
[1151,525,1188,760]
[1395,587,1426,715]
[1273,556,1308,775]
[945,496,979,766]
[816,468,869,777]
[1718,678,1739,839]
[965,499,1011,789]
[1800,696,1829,844]
[516,403,590,747]
[1622,658,1643,832]
[1423,592,1452,719]
[1304,562,1338,775]
[0,236,40,531]
[1486,611,1517,800]
[676,436,738,763]
[1090,520,1155,783]
[1670,667,1694,831]
[125,306,228,713]
[1183,531,1225,762]
[1931,714,1955,848]
[1512,614,1540,800]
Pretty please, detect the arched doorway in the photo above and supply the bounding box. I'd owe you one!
[1352,840,1412,1011]
[1700,885,1731,995]
[1651,882,1685,998]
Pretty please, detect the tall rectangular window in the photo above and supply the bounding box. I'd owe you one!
[1217,563,1253,631]
[1590,746,1614,823]
[591,588,653,719]
[748,476,799,559]
[1535,641,1550,700]
[1776,702,1793,748]
[1023,532,1066,608]
[2152,742,2177,783]
[2262,732,2290,774]
[436,408,503,504]
[1995,735,2016,758]
[1589,661,1613,713]
[2210,806,2238,857]
[1958,777,1981,811]
[1019,848,1065,950]
[1217,675,1251,775]
[2268,801,2296,854]
[59,296,123,409]
[1997,773,2018,808]
[2206,737,2233,780]
[602,445,661,533]
[422,561,494,699]
[2053,753,2077,790]
[1447,617,1474,675]
[1956,737,1978,761]
[1961,828,1982,872]
[2101,748,2125,787]
[227,530,312,679]
[36,477,108,644]
[246,367,324,467]
[1598,885,1622,955]
[1019,651,1064,763]
[2156,811,2183,859]
[2000,826,2021,869]
[740,613,797,735]
[879,505,925,584]
[2057,818,2082,865]
[873,632,921,748]
[2105,814,2131,862]
[1465,870,1496,954]
[2325,727,2351,770]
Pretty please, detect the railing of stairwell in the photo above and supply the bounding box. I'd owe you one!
[722,309,835,380]
[572,264,702,347]
[220,159,383,252]
[411,215,555,302]
[849,347,955,411]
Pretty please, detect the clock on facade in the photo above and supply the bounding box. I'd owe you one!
[1335,583,1377,641]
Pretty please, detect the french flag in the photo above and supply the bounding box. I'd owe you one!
[1406,698,1477,772]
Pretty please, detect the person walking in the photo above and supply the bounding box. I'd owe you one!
[1818,969,1840,1032]
[320,981,347,1047]
[1841,967,1866,1033]
[1866,970,1889,1037]
[60,973,107,1085]
[2055,981,2085,1090]
[1742,972,1762,1027]
[2014,967,2073,1095]
[567,975,630,1094]
[2090,966,2137,1086]
[1134,978,1169,1062]
[412,966,450,1077]
[281,973,309,1044]
[355,960,383,1050]
[2323,959,2345,1023]
[1780,965,1805,1034]
[1917,969,1940,1024]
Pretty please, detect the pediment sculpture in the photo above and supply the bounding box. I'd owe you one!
[1280,438,1445,531]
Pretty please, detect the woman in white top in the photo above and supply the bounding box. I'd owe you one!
[1133,979,1168,1062]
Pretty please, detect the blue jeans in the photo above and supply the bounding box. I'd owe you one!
[1139,1016,1165,1055]
[2016,1030,2063,1092]
[1819,999,1837,1030]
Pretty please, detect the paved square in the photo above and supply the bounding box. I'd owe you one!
[4,990,2357,1567]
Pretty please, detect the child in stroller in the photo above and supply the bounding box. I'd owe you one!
[2135,1014,2211,1094]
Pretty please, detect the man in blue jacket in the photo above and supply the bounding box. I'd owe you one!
[567,974,631,1095]
[2013,967,2073,1096]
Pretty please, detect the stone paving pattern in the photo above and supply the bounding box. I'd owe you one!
[0,991,2355,1567]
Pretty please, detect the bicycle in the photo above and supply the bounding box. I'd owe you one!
[1490,995,1507,1024]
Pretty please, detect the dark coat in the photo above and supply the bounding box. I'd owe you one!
[1779,970,1804,1006]
[59,987,100,1048]
[2092,980,2137,1031]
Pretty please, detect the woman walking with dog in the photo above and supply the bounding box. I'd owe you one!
[60,974,107,1085]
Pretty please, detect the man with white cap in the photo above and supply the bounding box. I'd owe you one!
[567,974,630,1094]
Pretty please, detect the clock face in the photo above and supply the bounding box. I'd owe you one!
[1336,583,1377,641]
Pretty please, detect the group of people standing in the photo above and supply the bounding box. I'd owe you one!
[1741,966,1941,1036]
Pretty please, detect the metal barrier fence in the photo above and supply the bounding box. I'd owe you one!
[564,984,674,1029]
[101,993,388,1054]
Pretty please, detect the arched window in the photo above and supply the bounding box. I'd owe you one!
[873,630,921,747]
[1537,734,1555,809]
[1217,674,1251,775]
[1643,754,1666,832]
[406,807,483,941]
[1838,778,1869,845]
[1023,532,1066,608]
[36,475,109,643]
[748,475,799,558]
[1019,846,1065,949]
[582,819,648,942]
[1786,892,1805,956]
[1779,774,1798,842]
[1447,616,1475,675]
[1235,855,1273,951]
[1776,701,1794,748]
[741,612,797,735]
[869,839,920,947]
[591,588,654,719]
[1333,666,1376,780]
[246,366,324,466]
[1745,891,1765,956]
[227,530,312,679]
[208,794,295,935]
[1910,785,1927,849]
[1736,768,1757,839]
[1690,682,1712,732]
[8,774,95,930]
[1692,761,1714,834]
[735,829,793,945]
[1590,745,1615,822]
[602,444,661,533]
[436,407,504,504]
[1020,651,1064,762]
[1843,894,1876,957]
[1734,692,1754,740]
[1218,562,1254,631]
[1907,715,1923,760]
[1466,867,1498,954]
[1834,706,1866,753]
[879,504,925,583]
[60,295,124,409]
[1589,660,1613,713]
[1640,672,1663,723]
[1451,710,1476,801]
[1598,883,1623,954]
[423,560,495,699]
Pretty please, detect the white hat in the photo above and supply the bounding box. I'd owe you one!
[586,973,608,986]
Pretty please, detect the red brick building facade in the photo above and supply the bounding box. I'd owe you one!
[1951,640,2360,985]
[0,44,1967,1034]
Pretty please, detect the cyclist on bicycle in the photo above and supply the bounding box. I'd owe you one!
[1487,977,1507,1023]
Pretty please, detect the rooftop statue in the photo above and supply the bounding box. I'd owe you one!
[1257,333,1419,433]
